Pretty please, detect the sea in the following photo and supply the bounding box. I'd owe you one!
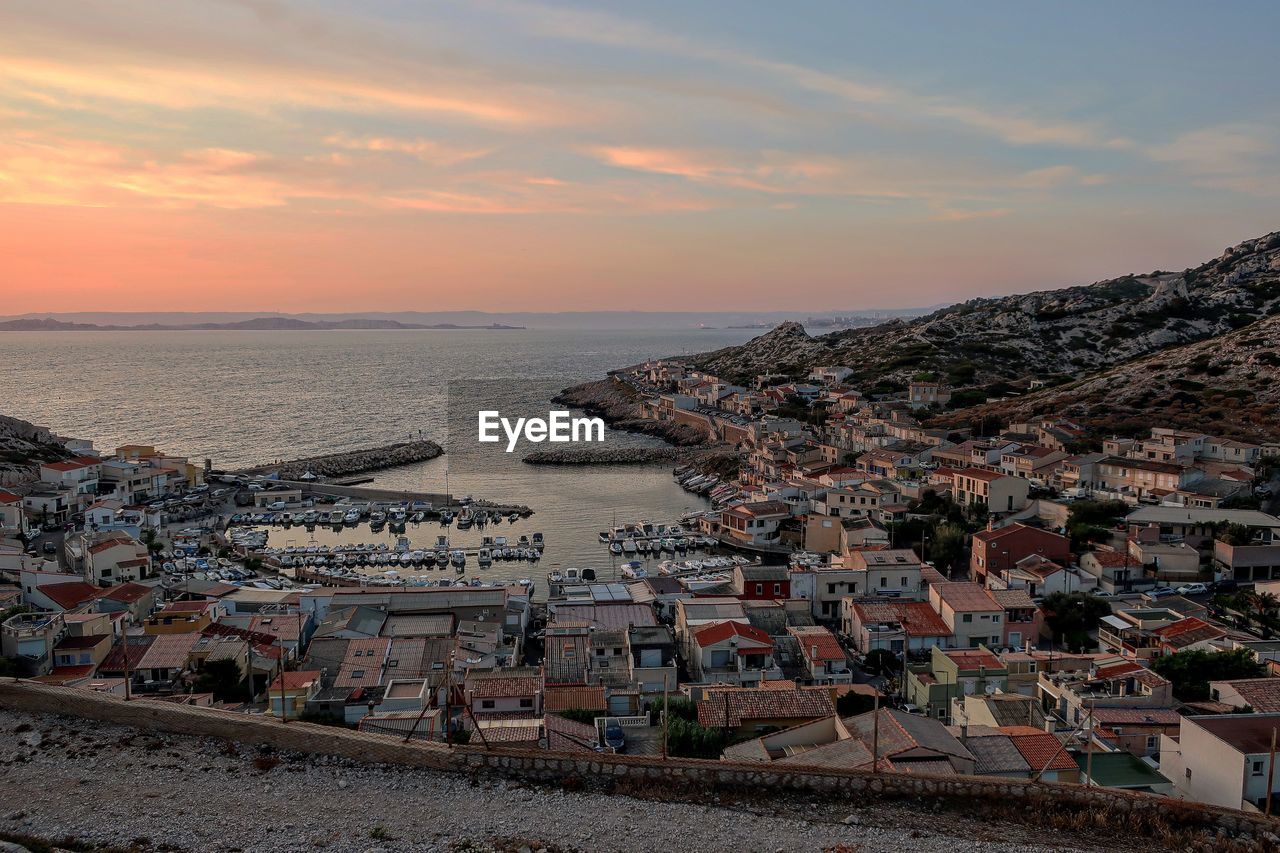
[1,328,757,590]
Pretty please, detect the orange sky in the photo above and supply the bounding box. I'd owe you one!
[2,1,1276,314]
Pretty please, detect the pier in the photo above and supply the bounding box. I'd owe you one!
[235,439,443,481]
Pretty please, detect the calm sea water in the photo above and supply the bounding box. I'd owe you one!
[2,328,755,584]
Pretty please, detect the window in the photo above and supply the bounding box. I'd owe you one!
[773,583,782,595]
[519,698,533,708]
[351,669,365,678]
[1253,760,1265,777]
[481,699,495,710]
[755,584,763,595]
[992,615,1000,623]
[879,577,887,587]
[1146,736,1157,750]
[962,614,972,623]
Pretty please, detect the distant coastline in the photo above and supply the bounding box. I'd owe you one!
[0,317,524,332]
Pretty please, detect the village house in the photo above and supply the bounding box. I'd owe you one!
[696,686,835,737]
[927,583,1004,648]
[1162,714,1280,812]
[688,620,779,686]
[841,599,952,654]
[842,548,924,600]
[786,625,851,685]
[906,646,1009,722]
[970,522,1072,586]
[951,469,1031,514]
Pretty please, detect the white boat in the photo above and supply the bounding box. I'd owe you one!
[621,565,648,580]
[609,541,623,555]
[622,539,637,554]
[478,548,492,567]
[344,509,361,524]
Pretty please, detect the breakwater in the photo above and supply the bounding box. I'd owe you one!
[236,440,443,480]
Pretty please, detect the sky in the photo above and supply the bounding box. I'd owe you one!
[2,0,1278,314]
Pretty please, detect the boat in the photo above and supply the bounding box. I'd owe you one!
[457,506,474,529]
[435,549,448,565]
[344,509,361,524]
[477,548,492,567]
[450,550,465,568]
[621,563,648,580]
[622,538,637,554]
[609,541,623,555]
[597,531,611,543]
[531,532,544,549]
[439,510,455,524]
[508,512,519,522]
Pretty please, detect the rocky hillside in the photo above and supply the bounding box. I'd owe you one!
[693,230,1280,391]
[0,414,70,485]
[933,312,1280,443]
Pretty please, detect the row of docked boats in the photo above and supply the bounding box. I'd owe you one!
[673,466,742,506]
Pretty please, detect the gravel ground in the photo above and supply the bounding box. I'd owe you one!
[0,708,1108,853]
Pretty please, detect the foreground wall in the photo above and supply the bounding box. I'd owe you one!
[1,680,1276,843]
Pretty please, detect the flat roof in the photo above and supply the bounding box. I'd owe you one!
[1126,507,1280,528]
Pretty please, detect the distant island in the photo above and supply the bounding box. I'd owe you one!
[0,317,524,332]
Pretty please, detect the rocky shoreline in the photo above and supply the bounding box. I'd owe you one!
[236,440,443,481]
[553,377,711,447]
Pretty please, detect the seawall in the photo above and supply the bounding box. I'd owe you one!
[0,680,1276,846]
[236,440,443,480]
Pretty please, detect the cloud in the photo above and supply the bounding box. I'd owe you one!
[487,0,1131,150]
[1148,124,1280,196]
[323,134,495,167]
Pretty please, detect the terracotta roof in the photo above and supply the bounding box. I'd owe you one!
[268,670,322,692]
[1087,549,1131,567]
[1090,708,1181,726]
[100,582,152,604]
[543,685,607,713]
[693,620,773,649]
[0,490,21,504]
[988,588,1037,609]
[1153,617,1226,649]
[850,601,949,637]
[935,582,1000,612]
[942,649,1004,672]
[787,626,845,662]
[137,633,199,671]
[697,687,834,728]
[545,713,599,753]
[39,581,106,610]
[34,665,97,684]
[1006,729,1076,771]
[470,674,541,699]
[1214,678,1280,712]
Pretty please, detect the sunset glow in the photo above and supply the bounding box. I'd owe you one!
[3,0,1277,313]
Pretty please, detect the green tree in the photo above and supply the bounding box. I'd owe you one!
[862,648,899,678]
[665,716,728,759]
[927,523,968,574]
[1151,649,1265,701]
[1040,592,1112,651]
[194,658,247,702]
[835,690,876,717]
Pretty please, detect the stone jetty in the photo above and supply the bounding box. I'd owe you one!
[237,440,442,481]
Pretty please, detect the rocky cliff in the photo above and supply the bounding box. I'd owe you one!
[693,230,1280,391]
[933,311,1280,443]
[0,414,71,485]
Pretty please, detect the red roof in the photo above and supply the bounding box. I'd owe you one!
[268,670,322,692]
[692,620,772,649]
[39,581,106,610]
[1006,729,1076,771]
[42,457,99,472]
[787,626,845,662]
[101,582,153,604]
[852,601,952,637]
[0,490,20,504]
[697,687,834,727]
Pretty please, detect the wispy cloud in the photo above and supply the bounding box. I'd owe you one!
[323,134,495,167]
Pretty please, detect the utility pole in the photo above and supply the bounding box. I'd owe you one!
[661,673,671,760]
[1085,699,1095,787]
[870,692,880,773]
[278,660,289,724]
[1268,727,1277,817]
[121,633,132,701]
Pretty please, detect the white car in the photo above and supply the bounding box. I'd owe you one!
[1176,583,1208,596]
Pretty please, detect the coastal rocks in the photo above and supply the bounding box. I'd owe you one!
[553,379,713,447]
[237,440,443,481]
[0,413,72,485]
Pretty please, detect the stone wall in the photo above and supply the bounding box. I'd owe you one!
[236,440,443,480]
[1,680,1276,843]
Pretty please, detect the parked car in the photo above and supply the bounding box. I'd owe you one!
[42,541,57,554]
[1147,586,1176,599]
[603,723,625,751]
[1176,583,1209,596]
[1211,579,1240,593]
[1088,588,1113,598]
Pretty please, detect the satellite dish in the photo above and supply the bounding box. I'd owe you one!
[984,684,997,695]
